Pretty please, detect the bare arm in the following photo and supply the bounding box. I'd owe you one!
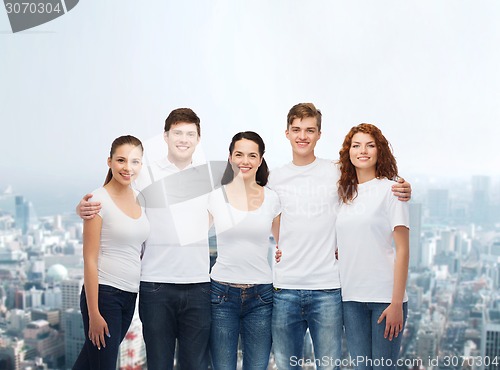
[208,211,214,229]
[271,214,280,243]
[82,216,109,349]
[272,215,282,263]
[377,226,409,341]
[391,178,412,202]
[76,194,102,220]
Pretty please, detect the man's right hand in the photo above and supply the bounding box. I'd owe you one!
[77,194,101,220]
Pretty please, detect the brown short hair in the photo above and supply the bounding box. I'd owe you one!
[164,108,201,136]
[287,103,322,131]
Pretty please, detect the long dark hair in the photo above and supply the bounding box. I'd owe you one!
[221,131,269,186]
[104,135,143,186]
[337,123,398,203]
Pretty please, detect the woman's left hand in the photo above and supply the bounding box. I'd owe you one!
[377,303,403,341]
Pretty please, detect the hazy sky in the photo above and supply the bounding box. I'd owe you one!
[1,1,499,214]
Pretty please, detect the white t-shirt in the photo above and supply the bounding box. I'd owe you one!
[208,186,281,284]
[269,158,341,290]
[92,187,150,293]
[336,178,409,303]
[134,158,217,284]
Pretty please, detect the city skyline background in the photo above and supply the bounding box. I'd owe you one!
[1,1,500,216]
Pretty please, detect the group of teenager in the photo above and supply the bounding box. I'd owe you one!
[72,103,411,370]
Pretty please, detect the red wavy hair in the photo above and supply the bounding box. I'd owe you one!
[337,123,398,204]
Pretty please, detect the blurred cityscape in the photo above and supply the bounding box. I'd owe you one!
[0,175,500,369]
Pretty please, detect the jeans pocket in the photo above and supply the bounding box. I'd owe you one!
[139,282,162,294]
[99,284,122,295]
[211,291,225,305]
[258,287,274,304]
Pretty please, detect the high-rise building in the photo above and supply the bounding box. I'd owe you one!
[64,308,85,370]
[60,278,83,333]
[409,203,422,269]
[61,278,83,312]
[471,175,491,226]
[15,196,29,234]
[44,286,62,309]
[416,325,438,361]
[427,189,449,223]
[480,309,500,370]
[0,337,25,370]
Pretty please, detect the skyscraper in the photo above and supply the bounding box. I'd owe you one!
[60,278,83,332]
[15,195,29,234]
[480,309,500,370]
[63,308,85,369]
[61,278,83,312]
[409,203,422,269]
[427,189,449,223]
[471,176,491,226]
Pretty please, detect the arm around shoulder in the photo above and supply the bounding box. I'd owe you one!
[391,177,412,202]
[77,193,102,220]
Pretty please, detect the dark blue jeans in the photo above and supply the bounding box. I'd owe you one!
[343,301,408,370]
[210,280,273,370]
[139,282,211,370]
[73,285,137,370]
[272,288,343,370]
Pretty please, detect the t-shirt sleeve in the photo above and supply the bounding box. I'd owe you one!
[266,187,282,218]
[386,185,409,230]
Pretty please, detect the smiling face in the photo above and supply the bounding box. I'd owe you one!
[164,122,200,167]
[229,139,262,182]
[349,132,378,175]
[107,144,143,186]
[285,116,321,165]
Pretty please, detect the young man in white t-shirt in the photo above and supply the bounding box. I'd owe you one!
[78,108,216,370]
[269,103,411,369]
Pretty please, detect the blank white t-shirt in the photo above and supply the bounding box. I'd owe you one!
[269,158,341,290]
[336,178,409,303]
[92,187,150,293]
[209,186,281,284]
[135,158,213,284]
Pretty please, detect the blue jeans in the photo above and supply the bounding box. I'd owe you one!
[73,285,137,370]
[139,282,211,370]
[343,301,408,370]
[210,280,273,370]
[272,288,343,370]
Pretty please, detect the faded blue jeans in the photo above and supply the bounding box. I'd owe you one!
[210,280,273,370]
[343,301,408,370]
[139,282,211,370]
[73,285,136,370]
[272,288,343,370]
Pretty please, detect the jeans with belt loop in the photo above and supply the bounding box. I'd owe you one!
[210,280,273,370]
